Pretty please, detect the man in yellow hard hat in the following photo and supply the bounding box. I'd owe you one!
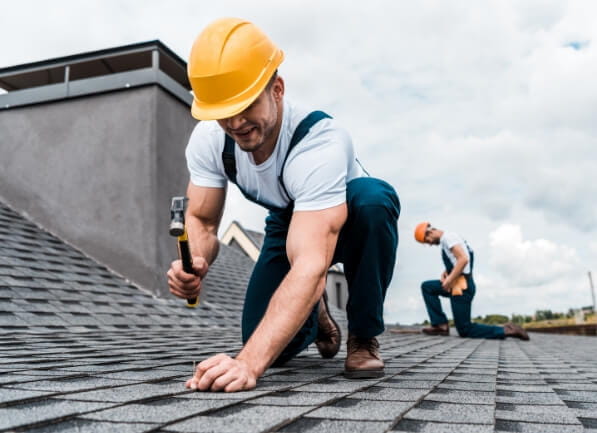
[414,222,529,340]
[167,18,400,392]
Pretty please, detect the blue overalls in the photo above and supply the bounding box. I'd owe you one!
[222,111,400,364]
[421,245,505,339]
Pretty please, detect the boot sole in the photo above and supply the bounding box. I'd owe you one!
[343,369,385,379]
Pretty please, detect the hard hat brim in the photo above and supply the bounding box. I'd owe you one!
[190,50,284,121]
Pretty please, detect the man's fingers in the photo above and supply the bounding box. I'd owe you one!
[169,260,200,282]
[194,354,232,390]
[197,354,230,372]
[177,270,200,284]
[168,275,200,297]
[168,280,200,300]
[223,375,247,393]
[185,354,257,393]
[210,370,240,392]
[197,364,228,391]
[185,376,199,390]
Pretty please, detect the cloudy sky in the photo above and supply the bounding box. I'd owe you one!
[2,1,596,325]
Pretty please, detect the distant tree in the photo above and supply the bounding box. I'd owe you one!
[482,314,509,325]
[511,314,525,324]
[535,310,554,321]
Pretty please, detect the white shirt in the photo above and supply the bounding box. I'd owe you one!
[440,232,473,274]
[185,100,366,211]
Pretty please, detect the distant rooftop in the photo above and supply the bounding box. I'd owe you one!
[0,40,192,109]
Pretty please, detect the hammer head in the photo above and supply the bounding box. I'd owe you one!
[169,196,188,236]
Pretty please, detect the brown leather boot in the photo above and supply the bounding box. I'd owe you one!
[422,323,449,336]
[314,294,341,358]
[344,334,384,379]
[503,322,530,341]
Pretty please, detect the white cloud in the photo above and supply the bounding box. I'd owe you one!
[488,223,580,286]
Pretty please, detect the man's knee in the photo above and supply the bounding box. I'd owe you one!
[421,280,440,294]
[455,320,472,337]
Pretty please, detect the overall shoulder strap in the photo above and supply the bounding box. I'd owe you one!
[279,110,332,200]
[222,134,237,184]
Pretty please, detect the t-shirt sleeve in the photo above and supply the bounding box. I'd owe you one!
[185,122,228,188]
[443,233,464,250]
[283,121,352,211]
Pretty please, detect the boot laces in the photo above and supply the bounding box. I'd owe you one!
[348,336,379,355]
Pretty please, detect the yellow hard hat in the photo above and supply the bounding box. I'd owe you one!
[187,17,284,120]
[414,222,430,243]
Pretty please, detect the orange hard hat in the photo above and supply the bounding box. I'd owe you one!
[414,222,430,243]
[187,17,284,120]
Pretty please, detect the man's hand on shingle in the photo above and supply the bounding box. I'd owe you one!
[185,354,257,392]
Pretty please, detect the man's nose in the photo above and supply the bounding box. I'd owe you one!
[226,113,246,130]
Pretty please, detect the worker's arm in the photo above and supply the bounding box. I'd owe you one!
[186,202,347,392]
[167,182,225,301]
[441,244,468,291]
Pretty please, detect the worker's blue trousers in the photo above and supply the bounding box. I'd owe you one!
[421,255,505,339]
[241,177,400,364]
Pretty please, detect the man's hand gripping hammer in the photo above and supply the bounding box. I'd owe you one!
[169,197,198,308]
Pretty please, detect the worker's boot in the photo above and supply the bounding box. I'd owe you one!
[503,322,530,341]
[422,323,450,336]
[315,293,341,358]
[344,334,384,379]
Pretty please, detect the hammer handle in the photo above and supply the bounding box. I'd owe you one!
[178,238,198,307]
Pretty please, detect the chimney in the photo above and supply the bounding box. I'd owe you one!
[0,41,197,298]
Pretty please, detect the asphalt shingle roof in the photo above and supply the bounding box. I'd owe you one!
[1,200,596,432]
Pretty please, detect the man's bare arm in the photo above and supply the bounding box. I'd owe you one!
[187,202,347,392]
[185,182,226,264]
[167,182,225,301]
[442,244,469,290]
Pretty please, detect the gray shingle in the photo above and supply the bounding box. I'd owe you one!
[80,397,239,423]
[23,418,159,433]
[164,404,310,433]
[494,419,584,433]
[279,418,391,433]
[424,389,495,404]
[391,419,494,433]
[403,401,494,424]
[0,399,115,430]
[307,398,412,421]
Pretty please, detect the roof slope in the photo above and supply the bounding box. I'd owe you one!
[0,201,253,332]
[1,200,596,433]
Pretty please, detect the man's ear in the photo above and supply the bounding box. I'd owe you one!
[272,76,285,102]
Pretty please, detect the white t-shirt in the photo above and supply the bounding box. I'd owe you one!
[185,100,366,211]
[440,232,473,274]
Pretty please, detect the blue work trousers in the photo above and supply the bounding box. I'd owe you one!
[421,274,505,339]
[242,177,400,364]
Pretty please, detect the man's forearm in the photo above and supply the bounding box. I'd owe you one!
[236,264,326,377]
[186,215,220,265]
[447,259,467,283]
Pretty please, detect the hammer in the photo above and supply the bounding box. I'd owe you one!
[169,196,198,308]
